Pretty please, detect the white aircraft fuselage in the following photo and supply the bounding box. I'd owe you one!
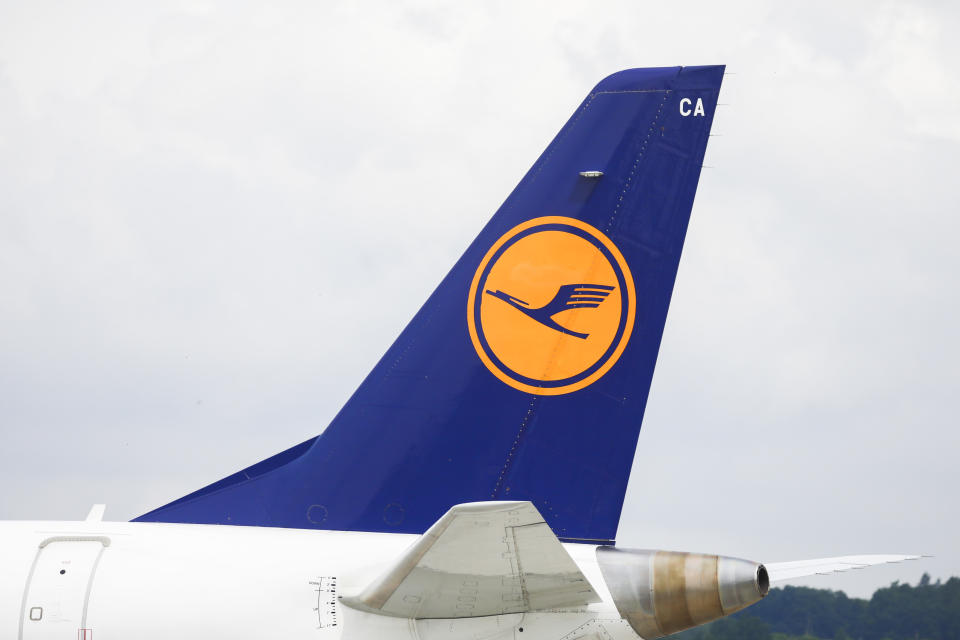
[1,519,631,640]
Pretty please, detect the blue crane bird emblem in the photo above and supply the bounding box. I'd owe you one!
[484,283,616,339]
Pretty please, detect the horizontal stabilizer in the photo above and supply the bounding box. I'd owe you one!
[341,501,600,619]
[765,554,923,582]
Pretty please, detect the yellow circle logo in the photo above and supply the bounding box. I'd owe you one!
[467,216,636,395]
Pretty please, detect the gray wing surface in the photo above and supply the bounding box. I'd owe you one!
[341,501,600,619]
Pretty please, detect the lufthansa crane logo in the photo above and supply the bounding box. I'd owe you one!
[467,216,636,395]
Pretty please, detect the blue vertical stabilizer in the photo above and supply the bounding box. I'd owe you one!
[135,66,725,543]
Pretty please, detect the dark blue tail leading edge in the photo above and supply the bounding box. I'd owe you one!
[135,66,725,543]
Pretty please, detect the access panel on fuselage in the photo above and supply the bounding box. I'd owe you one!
[20,539,106,640]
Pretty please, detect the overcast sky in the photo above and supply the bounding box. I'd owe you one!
[1,1,956,598]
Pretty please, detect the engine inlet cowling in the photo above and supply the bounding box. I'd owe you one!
[596,548,769,639]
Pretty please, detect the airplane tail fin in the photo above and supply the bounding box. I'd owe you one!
[135,66,725,543]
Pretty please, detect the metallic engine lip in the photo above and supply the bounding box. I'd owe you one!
[757,564,770,597]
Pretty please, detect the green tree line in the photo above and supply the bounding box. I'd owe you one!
[672,575,959,640]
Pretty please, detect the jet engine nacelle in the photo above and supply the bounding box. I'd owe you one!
[596,548,770,639]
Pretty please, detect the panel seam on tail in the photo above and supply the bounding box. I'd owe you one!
[604,91,671,235]
[490,396,539,498]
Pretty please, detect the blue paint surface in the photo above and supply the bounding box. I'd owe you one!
[135,66,725,543]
